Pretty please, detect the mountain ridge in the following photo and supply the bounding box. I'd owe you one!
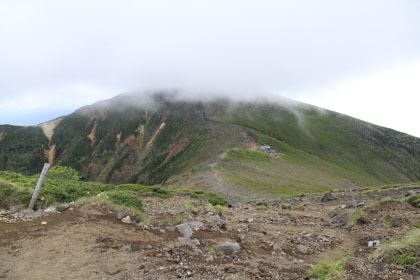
[1,91,419,197]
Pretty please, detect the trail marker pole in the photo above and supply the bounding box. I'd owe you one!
[28,163,50,210]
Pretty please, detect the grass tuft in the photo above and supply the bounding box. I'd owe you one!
[307,256,348,280]
[346,208,364,227]
[370,228,420,265]
[183,201,199,215]
[406,194,420,208]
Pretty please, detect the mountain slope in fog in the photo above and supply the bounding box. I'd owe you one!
[1,92,419,196]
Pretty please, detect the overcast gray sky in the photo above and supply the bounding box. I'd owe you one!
[1,0,419,136]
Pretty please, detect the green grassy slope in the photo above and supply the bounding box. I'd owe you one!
[210,100,420,188]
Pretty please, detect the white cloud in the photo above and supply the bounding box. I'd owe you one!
[0,0,419,135]
[295,62,420,137]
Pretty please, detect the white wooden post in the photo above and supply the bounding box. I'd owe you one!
[28,163,50,209]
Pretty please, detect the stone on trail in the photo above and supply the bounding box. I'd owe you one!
[57,204,71,212]
[207,215,226,229]
[214,242,240,254]
[176,223,193,238]
[406,190,418,196]
[10,205,22,214]
[44,206,57,213]
[296,244,312,255]
[117,212,125,220]
[122,216,132,224]
[186,221,204,231]
[279,216,291,223]
[19,209,35,219]
[41,221,47,225]
[321,191,337,202]
[34,209,43,218]
[331,211,352,226]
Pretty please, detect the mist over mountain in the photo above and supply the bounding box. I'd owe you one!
[1,91,419,198]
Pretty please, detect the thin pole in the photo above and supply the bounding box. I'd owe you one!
[28,163,50,209]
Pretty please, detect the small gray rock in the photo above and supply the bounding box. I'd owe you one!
[10,205,22,214]
[44,206,57,213]
[34,209,43,218]
[57,204,70,212]
[296,244,312,255]
[279,216,291,223]
[321,192,337,202]
[331,211,352,226]
[19,209,35,219]
[117,212,125,220]
[177,236,192,246]
[214,242,240,254]
[186,221,204,231]
[406,190,418,197]
[176,223,193,238]
[207,215,226,229]
[166,226,177,231]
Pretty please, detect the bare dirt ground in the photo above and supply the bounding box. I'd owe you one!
[1,186,419,280]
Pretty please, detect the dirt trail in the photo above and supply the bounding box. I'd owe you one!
[1,187,419,279]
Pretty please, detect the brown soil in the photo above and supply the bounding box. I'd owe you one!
[1,187,419,279]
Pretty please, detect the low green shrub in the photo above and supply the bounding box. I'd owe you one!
[116,184,173,199]
[173,188,227,206]
[104,191,143,212]
[407,194,420,208]
[48,165,80,181]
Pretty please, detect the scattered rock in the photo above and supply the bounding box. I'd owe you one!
[248,223,266,234]
[176,223,193,238]
[191,238,201,246]
[296,244,312,255]
[186,221,204,231]
[34,209,43,218]
[44,206,57,214]
[207,215,226,229]
[237,234,247,243]
[122,216,132,224]
[205,255,214,262]
[19,209,35,219]
[279,216,291,223]
[390,219,402,227]
[321,192,337,202]
[406,266,420,277]
[331,211,352,226]
[372,262,384,272]
[41,221,47,225]
[214,242,240,254]
[9,205,22,214]
[117,212,125,220]
[406,190,418,197]
[57,204,70,212]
